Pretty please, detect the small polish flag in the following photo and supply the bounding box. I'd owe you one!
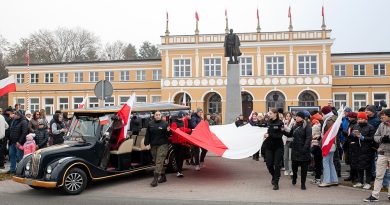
[99,115,109,125]
[78,96,87,109]
[195,11,199,21]
[182,93,186,106]
[257,8,259,20]
[116,93,136,145]
[288,6,291,18]
[0,76,16,97]
[322,5,325,17]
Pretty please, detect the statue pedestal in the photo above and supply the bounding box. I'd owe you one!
[224,64,242,124]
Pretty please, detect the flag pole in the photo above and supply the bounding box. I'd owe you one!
[165,10,170,36]
[321,4,326,30]
[256,7,261,33]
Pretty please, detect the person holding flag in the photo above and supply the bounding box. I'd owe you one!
[144,111,171,187]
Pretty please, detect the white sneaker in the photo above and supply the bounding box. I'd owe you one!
[195,165,200,171]
[311,179,321,185]
[176,172,184,177]
[353,183,363,188]
[281,167,286,171]
[284,171,290,176]
[363,184,371,190]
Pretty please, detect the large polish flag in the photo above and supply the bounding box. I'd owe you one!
[322,106,344,157]
[0,76,16,97]
[172,121,267,159]
[116,93,136,145]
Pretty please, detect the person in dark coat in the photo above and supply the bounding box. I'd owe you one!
[263,108,285,190]
[366,105,381,130]
[189,108,203,171]
[249,112,261,161]
[35,119,49,149]
[8,110,28,173]
[51,113,67,145]
[235,114,245,127]
[343,112,359,182]
[284,111,312,190]
[351,112,376,190]
[130,115,141,135]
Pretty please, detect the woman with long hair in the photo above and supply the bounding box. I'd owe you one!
[282,112,295,176]
[263,108,285,190]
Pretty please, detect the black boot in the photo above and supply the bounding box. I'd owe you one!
[301,184,306,190]
[292,178,297,185]
[150,173,159,187]
[273,183,279,190]
[158,173,167,183]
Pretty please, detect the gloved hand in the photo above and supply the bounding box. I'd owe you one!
[382,135,390,143]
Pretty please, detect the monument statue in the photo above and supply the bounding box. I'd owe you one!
[224,29,242,64]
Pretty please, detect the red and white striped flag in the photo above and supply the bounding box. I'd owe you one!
[99,115,109,125]
[0,75,16,97]
[288,6,292,18]
[322,5,325,17]
[78,95,88,108]
[116,93,136,145]
[195,11,199,21]
[322,106,344,157]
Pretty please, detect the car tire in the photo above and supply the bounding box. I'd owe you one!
[166,151,178,173]
[62,168,88,195]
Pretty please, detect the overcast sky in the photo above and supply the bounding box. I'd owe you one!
[1,0,389,53]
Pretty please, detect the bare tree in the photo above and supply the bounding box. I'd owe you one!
[104,41,126,60]
[138,41,160,59]
[0,34,8,55]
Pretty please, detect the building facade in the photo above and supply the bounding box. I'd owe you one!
[7,29,390,119]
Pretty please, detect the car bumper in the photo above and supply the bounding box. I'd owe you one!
[13,176,57,188]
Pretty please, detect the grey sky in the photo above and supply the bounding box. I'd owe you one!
[1,0,389,53]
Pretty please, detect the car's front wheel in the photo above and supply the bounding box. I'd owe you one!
[62,168,88,195]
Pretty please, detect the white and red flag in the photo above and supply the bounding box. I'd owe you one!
[195,11,199,21]
[78,95,88,108]
[182,93,186,106]
[288,6,292,18]
[99,115,109,125]
[172,121,267,159]
[116,93,136,145]
[0,75,16,97]
[322,5,325,17]
[322,106,344,157]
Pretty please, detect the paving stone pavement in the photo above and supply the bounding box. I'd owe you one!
[0,155,389,204]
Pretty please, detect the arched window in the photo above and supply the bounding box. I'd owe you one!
[207,93,222,114]
[298,91,318,107]
[174,93,191,107]
[241,92,253,120]
[266,91,285,112]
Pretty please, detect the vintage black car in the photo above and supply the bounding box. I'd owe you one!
[13,102,189,194]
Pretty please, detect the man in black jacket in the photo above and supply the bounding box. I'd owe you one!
[144,111,170,187]
[189,108,203,170]
[9,110,28,173]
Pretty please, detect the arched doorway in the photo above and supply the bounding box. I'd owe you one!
[174,92,191,107]
[241,92,253,120]
[266,91,285,112]
[204,92,222,114]
[298,90,318,107]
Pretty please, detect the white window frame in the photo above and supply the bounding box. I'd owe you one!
[59,72,68,83]
[104,96,115,106]
[135,95,147,103]
[203,57,222,77]
[136,70,146,81]
[120,70,130,81]
[16,74,24,84]
[42,97,55,115]
[372,92,388,107]
[89,71,99,82]
[297,54,318,75]
[352,92,368,112]
[264,55,286,76]
[353,64,366,76]
[150,95,161,103]
[172,58,192,78]
[74,72,83,83]
[373,64,386,76]
[44,73,54,83]
[30,73,39,84]
[334,65,346,77]
[72,96,84,109]
[333,92,349,110]
[152,69,162,81]
[57,97,69,110]
[240,56,254,76]
[118,95,130,105]
[105,71,114,82]
[88,97,99,108]
[29,97,40,113]
[14,97,26,110]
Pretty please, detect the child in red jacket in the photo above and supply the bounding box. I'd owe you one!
[18,133,37,157]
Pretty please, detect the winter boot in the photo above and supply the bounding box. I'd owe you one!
[150,173,159,187]
[158,173,167,183]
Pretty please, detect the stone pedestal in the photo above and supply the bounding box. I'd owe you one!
[224,64,242,124]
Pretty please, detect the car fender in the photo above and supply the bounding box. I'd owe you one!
[48,157,93,187]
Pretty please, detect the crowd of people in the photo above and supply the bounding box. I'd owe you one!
[233,102,390,202]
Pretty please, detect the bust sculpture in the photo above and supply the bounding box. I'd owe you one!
[224,29,242,64]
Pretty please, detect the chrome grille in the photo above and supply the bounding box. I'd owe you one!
[31,153,41,177]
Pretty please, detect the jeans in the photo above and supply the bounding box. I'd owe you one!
[383,169,390,188]
[292,160,309,185]
[265,147,284,184]
[9,143,23,172]
[322,151,338,183]
[283,142,292,171]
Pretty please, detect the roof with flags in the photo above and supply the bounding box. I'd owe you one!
[64,102,190,114]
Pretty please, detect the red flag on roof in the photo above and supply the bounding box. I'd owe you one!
[322,5,324,17]
[257,8,259,20]
[195,11,199,21]
[288,6,291,18]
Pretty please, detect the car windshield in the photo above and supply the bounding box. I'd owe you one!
[65,115,110,142]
